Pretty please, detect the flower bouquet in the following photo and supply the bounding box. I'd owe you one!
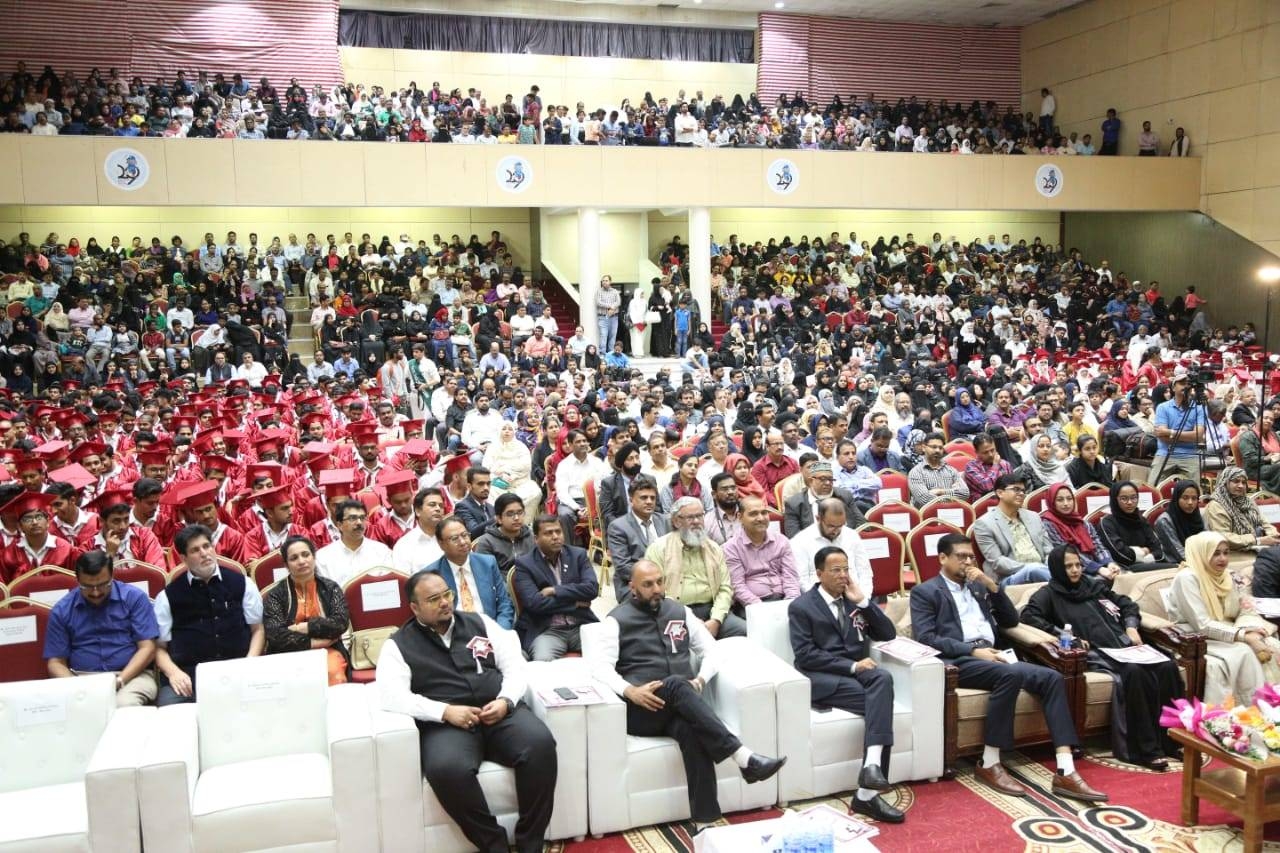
[1161,696,1269,761]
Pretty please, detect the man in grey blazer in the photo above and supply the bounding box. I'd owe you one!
[783,461,867,538]
[598,442,643,532]
[606,474,669,599]
[970,473,1051,587]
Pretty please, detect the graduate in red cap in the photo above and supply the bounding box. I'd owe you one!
[0,491,80,582]
[15,457,46,493]
[368,469,420,548]
[439,453,472,514]
[165,480,249,568]
[349,423,385,491]
[85,487,166,567]
[45,467,100,544]
[308,469,357,548]
[240,484,309,563]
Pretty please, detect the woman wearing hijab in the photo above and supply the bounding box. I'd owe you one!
[725,452,768,503]
[740,426,766,465]
[661,452,709,513]
[1098,481,1179,571]
[482,420,544,521]
[1239,409,1280,495]
[1154,480,1204,563]
[947,386,986,440]
[1168,531,1280,703]
[1204,466,1280,550]
[1022,545,1180,769]
[1017,433,1071,490]
[1039,483,1121,580]
[1066,435,1113,489]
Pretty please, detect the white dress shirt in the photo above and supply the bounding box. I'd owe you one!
[153,568,264,641]
[789,522,873,594]
[554,453,610,512]
[943,575,995,645]
[392,526,443,575]
[588,604,719,697]
[315,536,394,588]
[377,615,525,723]
[461,410,504,448]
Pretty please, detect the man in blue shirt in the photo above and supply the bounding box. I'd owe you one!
[1151,369,1204,485]
[44,550,159,706]
[1100,108,1121,156]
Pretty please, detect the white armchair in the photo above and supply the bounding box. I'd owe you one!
[745,600,945,805]
[580,625,780,836]
[364,658,589,852]
[0,674,154,853]
[137,651,378,853]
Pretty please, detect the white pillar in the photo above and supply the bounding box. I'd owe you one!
[578,207,601,345]
[688,207,712,321]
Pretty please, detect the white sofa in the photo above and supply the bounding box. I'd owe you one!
[746,599,945,805]
[580,626,780,836]
[364,656,588,852]
[0,673,154,853]
[137,651,378,853]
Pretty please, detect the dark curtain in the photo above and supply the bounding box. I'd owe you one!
[338,10,754,63]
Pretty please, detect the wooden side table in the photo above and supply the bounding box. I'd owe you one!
[1172,727,1280,852]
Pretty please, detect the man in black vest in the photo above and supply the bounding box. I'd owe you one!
[152,523,264,706]
[789,545,903,823]
[588,560,785,831]
[378,570,557,853]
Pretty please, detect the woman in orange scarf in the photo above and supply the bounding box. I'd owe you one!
[262,536,350,685]
[725,452,768,502]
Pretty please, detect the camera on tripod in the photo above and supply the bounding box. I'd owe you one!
[1186,367,1216,386]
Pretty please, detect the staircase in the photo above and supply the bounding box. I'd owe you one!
[538,278,581,338]
[287,296,314,357]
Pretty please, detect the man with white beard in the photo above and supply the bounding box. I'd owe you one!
[642,496,746,639]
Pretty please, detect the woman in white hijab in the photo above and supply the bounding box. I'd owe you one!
[628,284,651,357]
[959,139,974,155]
[482,420,544,520]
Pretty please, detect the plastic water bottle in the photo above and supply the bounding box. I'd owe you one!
[819,826,835,853]
[783,831,802,853]
[802,829,819,853]
[1060,623,1074,651]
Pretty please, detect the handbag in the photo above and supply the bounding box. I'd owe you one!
[644,310,662,324]
[350,625,398,670]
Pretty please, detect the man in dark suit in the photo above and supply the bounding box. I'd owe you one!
[454,466,496,539]
[783,461,866,537]
[789,545,903,823]
[909,532,1106,802]
[512,514,600,660]
[605,474,669,600]
[598,441,643,532]
[424,516,516,630]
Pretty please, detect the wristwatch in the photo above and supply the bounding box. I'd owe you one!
[115,675,125,690]
[501,697,516,716]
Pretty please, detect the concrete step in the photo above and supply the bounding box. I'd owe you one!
[284,296,311,310]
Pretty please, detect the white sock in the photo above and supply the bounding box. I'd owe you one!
[864,745,884,768]
[982,745,1002,768]
[1056,751,1074,776]
[856,788,879,802]
[733,746,753,768]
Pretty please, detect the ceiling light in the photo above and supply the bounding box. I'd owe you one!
[774,1,785,6]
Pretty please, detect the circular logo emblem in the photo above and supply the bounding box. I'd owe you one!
[495,156,532,193]
[766,158,799,195]
[104,148,150,191]
[1035,163,1063,198]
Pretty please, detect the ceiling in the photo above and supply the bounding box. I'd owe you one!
[551,0,1088,27]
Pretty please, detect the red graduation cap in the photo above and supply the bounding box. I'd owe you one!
[378,468,419,500]
[47,462,95,491]
[399,438,434,461]
[245,462,283,486]
[253,483,293,509]
[175,480,220,513]
[135,449,171,468]
[0,490,57,518]
[200,454,237,475]
[91,487,135,514]
[68,441,108,464]
[318,468,356,500]
[34,441,70,462]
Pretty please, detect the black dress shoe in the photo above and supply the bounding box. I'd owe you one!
[849,794,905,824]
[858,764,890,791]
[740,753,787,783]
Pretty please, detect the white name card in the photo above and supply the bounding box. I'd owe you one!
[878,487,903,502]
[273,568,288,583]
[936,508,967,528]
[13,694,68,728]
[1138,492,1154,511]
[29,588,69,606]
[241,678,286,704]
[128,580,151,596]
[862,538,891,560]
[1085,495,1110,514]
[883,512,913,532]
[1262,504,1280,524]
[0,614,37,646]
[360,579,402,612]
[924,533,946,557]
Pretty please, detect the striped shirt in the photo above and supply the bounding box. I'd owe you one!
[907,462,970,508]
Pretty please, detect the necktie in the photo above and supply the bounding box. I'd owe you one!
[835,600,848,634]
[457,568,476,612]
[643,521,654,545]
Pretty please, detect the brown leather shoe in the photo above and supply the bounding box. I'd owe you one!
[974,762,1028,797]
[1052,771,1108,802]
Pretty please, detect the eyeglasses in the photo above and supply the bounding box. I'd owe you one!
[1117,494,1140,503]
[420,589,454,606]
[343,514,367,523]
[442,532,470,544]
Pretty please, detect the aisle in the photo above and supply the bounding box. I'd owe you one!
[552,743,1280,852]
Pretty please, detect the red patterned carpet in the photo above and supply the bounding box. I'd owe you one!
[552,742,1280,852]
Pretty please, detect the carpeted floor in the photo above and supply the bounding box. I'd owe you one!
[552,740,1280,852]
